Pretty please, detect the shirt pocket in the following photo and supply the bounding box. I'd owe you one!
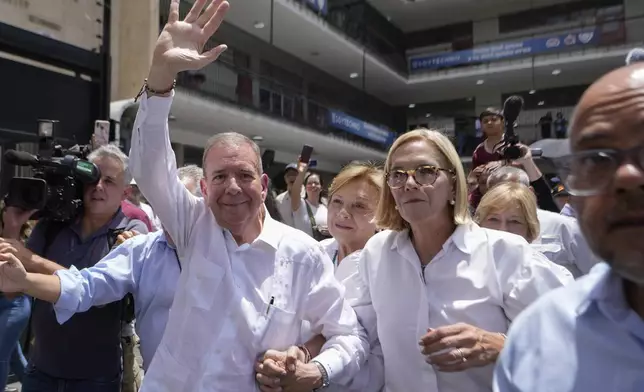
[186,259,224,310]
[256,299,300,352]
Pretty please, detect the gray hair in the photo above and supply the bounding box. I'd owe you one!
[487,166,530,189]
[178,164,204,196]
[87,144,130,185]
[202,132,263,175]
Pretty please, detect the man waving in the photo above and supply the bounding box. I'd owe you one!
[127,1,369,391]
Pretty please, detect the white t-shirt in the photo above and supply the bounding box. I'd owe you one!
[293,199,328,238]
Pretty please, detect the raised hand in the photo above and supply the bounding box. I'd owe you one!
[0,252,27,293]
[148,0,230,91]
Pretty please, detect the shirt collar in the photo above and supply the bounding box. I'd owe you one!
[254,206,281,250]
[575,262,616,315]
[390,221,477,255]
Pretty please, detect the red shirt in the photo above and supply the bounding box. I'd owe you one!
[120,201,153,232]
[471,142,502,169]
[469,141,503,208]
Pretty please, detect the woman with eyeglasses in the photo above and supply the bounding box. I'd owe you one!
[347,129,573,391]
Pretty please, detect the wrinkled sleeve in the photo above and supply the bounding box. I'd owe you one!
[333,251,384,392]
[53,235,146,324]
[128,92,204,257]
[561,219,600,276]
[496,239,574,321]
[302,246,370,385]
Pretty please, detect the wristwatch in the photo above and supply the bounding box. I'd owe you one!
[311,360,330,390]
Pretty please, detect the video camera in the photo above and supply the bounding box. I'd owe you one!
[3,120,101,222]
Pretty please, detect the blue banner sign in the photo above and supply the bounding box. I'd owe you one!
[328,110,395,146]
[305,0,327,15]
[410,29,599,71]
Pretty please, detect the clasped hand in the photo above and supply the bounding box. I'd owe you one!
[419,322,505,372]
[255,346,320,392]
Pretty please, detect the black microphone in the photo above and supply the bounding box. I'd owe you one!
[502,95,524,125]
[500,95,525,160]
[4,150,39,167]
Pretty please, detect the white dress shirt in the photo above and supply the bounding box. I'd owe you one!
[129,92,368,392]
[349,223,573,392]
[54,230,180,370]
[308,238,384,392]
[532,209,599,277]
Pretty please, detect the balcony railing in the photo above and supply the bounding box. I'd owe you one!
[176,58,392,151]
[158,0,396,152]
[408,14,642,73]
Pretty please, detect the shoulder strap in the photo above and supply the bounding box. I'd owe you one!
[304,200,317,231]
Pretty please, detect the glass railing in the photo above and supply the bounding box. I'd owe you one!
[175,58,392,152]
[408,14,641,73]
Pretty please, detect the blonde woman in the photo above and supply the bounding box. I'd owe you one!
[349,129,572,392]
[475,182,540,243]
[320,162,382,267]
[293,162,385,392]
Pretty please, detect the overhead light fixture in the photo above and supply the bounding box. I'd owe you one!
[253,21,265,29]
[538,101,545,106]
[476,79,484,85]
[552,69,561,75]
[409,104,416,108]
[349,72,359,78]
[252,135,264,142]
[466,97,473,101]
[529,89,536,94]
[425,113,431,118]
[168,114,176,121]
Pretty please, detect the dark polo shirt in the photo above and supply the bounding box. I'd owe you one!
[26,210,147,379]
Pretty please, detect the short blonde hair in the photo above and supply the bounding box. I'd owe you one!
[474,182,540,242]
[328,162,384,200]
[376,129,471,231]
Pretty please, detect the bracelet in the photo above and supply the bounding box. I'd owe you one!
[135,78,176,102]
[298,345,312,363]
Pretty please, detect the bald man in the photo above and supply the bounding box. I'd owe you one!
[493,64,644,391]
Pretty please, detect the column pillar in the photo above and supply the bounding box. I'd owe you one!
[110,0,160,101]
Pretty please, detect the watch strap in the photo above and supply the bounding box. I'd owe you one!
[311,360,330,390]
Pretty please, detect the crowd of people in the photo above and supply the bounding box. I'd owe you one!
[1,1,643,391]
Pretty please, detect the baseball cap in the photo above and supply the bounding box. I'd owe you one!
[284,163,298,172]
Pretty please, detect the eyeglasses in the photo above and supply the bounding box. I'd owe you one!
[553,145,644,196]
[386,165,454,189]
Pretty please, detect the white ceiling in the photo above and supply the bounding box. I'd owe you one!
[367,0,573,32]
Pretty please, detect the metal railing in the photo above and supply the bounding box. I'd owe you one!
[158,0,395,152]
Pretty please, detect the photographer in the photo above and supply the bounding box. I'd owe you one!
[0,144,147,392]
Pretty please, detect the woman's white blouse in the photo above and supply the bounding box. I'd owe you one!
[350,222,573,392]
[314,238,385,392]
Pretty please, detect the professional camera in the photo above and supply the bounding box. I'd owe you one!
[3,120,101,221]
